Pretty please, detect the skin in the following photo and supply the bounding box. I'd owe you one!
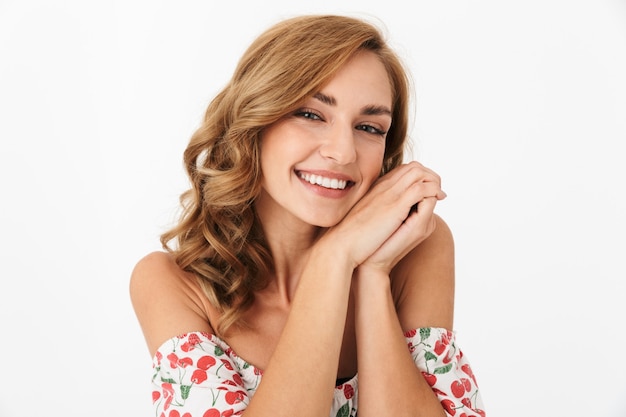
[130,51,453,417]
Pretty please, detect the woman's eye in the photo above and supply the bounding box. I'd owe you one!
[295,110,322,121]
[357,124,386,136]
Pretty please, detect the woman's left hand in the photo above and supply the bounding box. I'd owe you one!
[359,162,445,275]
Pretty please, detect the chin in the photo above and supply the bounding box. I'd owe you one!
[303,213,346,229]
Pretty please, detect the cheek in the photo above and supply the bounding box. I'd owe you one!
[259,129,287,171]
[261,124,310,162]
[360,144,386,181]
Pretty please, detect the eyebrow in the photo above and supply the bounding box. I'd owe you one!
[313,92,392,116]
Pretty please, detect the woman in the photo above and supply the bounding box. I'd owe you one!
[130,14,486,417]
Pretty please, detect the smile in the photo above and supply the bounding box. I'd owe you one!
[297,172,349,190]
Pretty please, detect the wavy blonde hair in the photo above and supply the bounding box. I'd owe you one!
[161,14,412,335]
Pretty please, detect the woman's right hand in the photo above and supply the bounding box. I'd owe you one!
[325,161,446,269]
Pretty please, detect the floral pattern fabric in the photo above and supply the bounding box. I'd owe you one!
[150,327,485,417]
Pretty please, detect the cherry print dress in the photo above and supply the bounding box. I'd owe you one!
[150,327,485,417]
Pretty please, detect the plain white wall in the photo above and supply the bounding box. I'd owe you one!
[1,1,625,416]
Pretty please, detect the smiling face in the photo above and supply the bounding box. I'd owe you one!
[255,51,393,229]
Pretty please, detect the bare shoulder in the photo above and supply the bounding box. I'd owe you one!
[392,214,455,331]
[421,213,454,259]
[394,214,454,274]
[129,251,214,357]
[130,251,196,293]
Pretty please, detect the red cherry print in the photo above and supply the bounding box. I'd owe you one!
[421,372,437,387]
[461,364,476,385]
[225,390,246,405]
[459,413,467,417]
[233,373,244,387]
[434,340,446,355]
[167,353,180,368]
[188,333,201,345]
[221,359,234,371]
[450,380,466,398]
[432,387,447,396]
[405,329,417,338]
[461,398,472,408]
[182,414,192,417]
[162,383,174,396]
[441,399,456,416]
[461,378,472,391]
[168,410,180,417]
[343,384,354,399]
[203,409,220,417]
[191,369,208,384]
[222,409,234,417]
[161,383,175,411]
[152,391,161,402]
[475,409,486,417]
[155,351,163,364]
[198,355,217,370]
[179,357,193,368]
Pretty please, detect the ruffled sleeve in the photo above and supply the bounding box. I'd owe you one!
[405,327,486,417]
[151,332,261,417]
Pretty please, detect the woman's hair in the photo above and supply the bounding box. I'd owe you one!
[161,14,412,335]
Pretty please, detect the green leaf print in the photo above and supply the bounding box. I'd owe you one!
[433,364,453,374]
[180,385,191,400]
[419,328,431,341]
[335,403,350,417]
[214,345,224,356]
[161,377,176,384]
[424,351,437,362]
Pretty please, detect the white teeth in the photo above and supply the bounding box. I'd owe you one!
[299,172,348,190]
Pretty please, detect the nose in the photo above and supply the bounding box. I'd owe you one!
[319,123,357,165]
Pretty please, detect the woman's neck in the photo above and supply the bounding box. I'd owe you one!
[256,210,326,304]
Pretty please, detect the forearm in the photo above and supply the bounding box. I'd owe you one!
[354,268,445,417]
[244,242,354,417]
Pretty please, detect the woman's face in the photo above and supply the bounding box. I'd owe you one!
[256,51,393,228]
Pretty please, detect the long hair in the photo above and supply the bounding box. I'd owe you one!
[160,14,412,335]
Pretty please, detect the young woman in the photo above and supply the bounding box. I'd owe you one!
[130,14,486,417]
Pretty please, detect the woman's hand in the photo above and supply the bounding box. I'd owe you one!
[327,161,446,271]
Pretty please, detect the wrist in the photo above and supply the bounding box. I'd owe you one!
[311,233,359,273]
[353,265,391,295]
[315,230,360,271]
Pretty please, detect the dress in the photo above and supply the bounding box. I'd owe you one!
[151,327,485,417]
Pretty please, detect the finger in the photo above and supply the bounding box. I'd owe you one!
[414,195,438,215]
[404,196,438,236]
[368,172,439,216]
[404,181,446,208]
[371,196,439,266]
[402,161,442,187]
[375,161,440,189]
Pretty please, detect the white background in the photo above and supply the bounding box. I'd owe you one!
[1,1,625,416]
